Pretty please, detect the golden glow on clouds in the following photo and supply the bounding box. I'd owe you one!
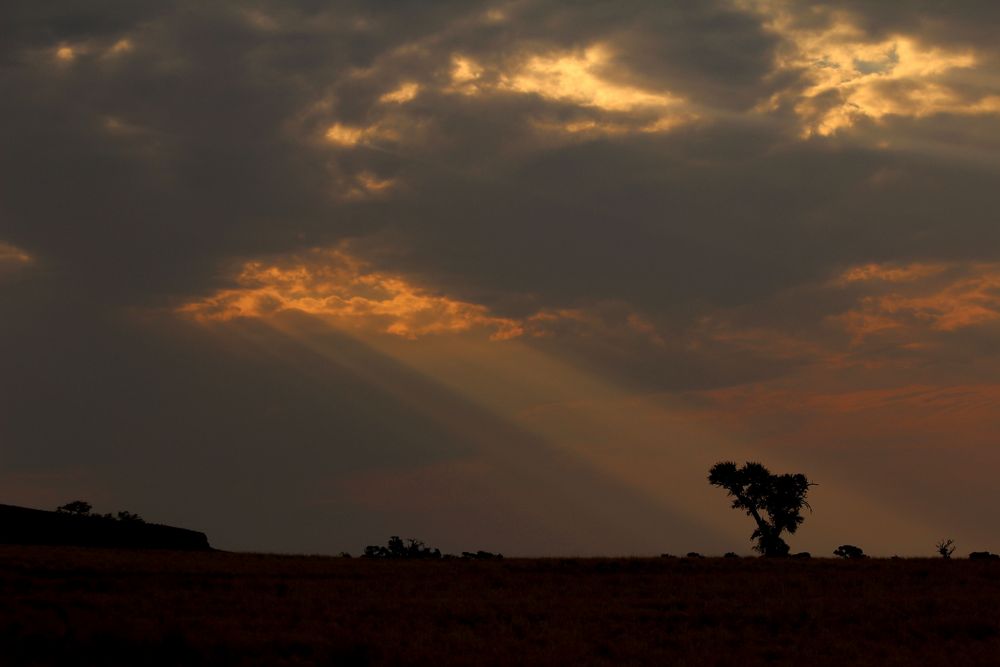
[447,45,694,135]
[108,38,133,55]
[179,248,528,340]
[51,37,134,65]
[747,2,1000,135]
[447,55,486,93]
[324,121,401,148]
[178,249,668,344]
[0,241,32,264]
[0,241,33,274]
[337,171,397,200]
[835,262,1000,340]
[499,45,681,112]
[837,262,947,285]
[324,123,368,146]
[379,81,420,104]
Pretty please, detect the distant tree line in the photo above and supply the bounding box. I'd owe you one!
[360,536,502,560]
[56,501,145,523]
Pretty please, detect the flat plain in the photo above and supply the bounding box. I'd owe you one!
[2,545,999,666]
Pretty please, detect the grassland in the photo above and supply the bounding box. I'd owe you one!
[2,546,999,666]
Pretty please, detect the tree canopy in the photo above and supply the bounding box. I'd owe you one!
[708,461,813,557]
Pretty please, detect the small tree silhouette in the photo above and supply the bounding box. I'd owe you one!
[56,501,92,516]
[708,461,813,557]
[834,544,866,559]
[936,538,956,559]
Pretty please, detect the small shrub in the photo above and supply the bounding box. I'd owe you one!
[969,551,1000,561]
[936,539,956,559]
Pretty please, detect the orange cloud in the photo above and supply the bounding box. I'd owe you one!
[446,45,696,136]
[744,2,1000,136]
[379,81,420,104]
[0,241,33,274]
[178,248,675,346]
[833,262,1000,341]
[178,248,528,340]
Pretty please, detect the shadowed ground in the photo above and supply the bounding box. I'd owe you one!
[1,546,998,666]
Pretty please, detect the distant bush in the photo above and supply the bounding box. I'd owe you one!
[461,550,503,560]
[724,552,739,558]
[936,538,956,559]
[834,544,866,559]
[56,501,92,516]
[969,551,1000,561]
[363,536,441,560]
[685,552,704,559]
[792,552,811,559]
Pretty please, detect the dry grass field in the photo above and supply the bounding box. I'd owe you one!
[2,546,999,666]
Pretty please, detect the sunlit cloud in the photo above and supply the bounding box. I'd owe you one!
[837,262,948,285]
[498,45,681,112]
[747,2,1000,136]
[446,45,695,136]
[50,36,135,65]
[178,248,528,340]
[107,38,133,56]
[0,241,34,275]
[379,81,420,104]
[55,45,76,62]
[324,123,370,147]
[323,120,406,148]
[178,247,676,346]
[336,171,397,200]
[447,55,486,95]
[833,262,1000,341]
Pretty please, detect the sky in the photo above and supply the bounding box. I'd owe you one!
[2,0,1000,557]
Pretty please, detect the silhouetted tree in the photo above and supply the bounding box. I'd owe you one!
[708,461,813,557]
[936,538,956,559]
[116,511,145,523]
[834,544,866,559]
[56,501,92,516]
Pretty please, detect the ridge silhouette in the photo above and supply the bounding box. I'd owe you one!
[0,503,210,550]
